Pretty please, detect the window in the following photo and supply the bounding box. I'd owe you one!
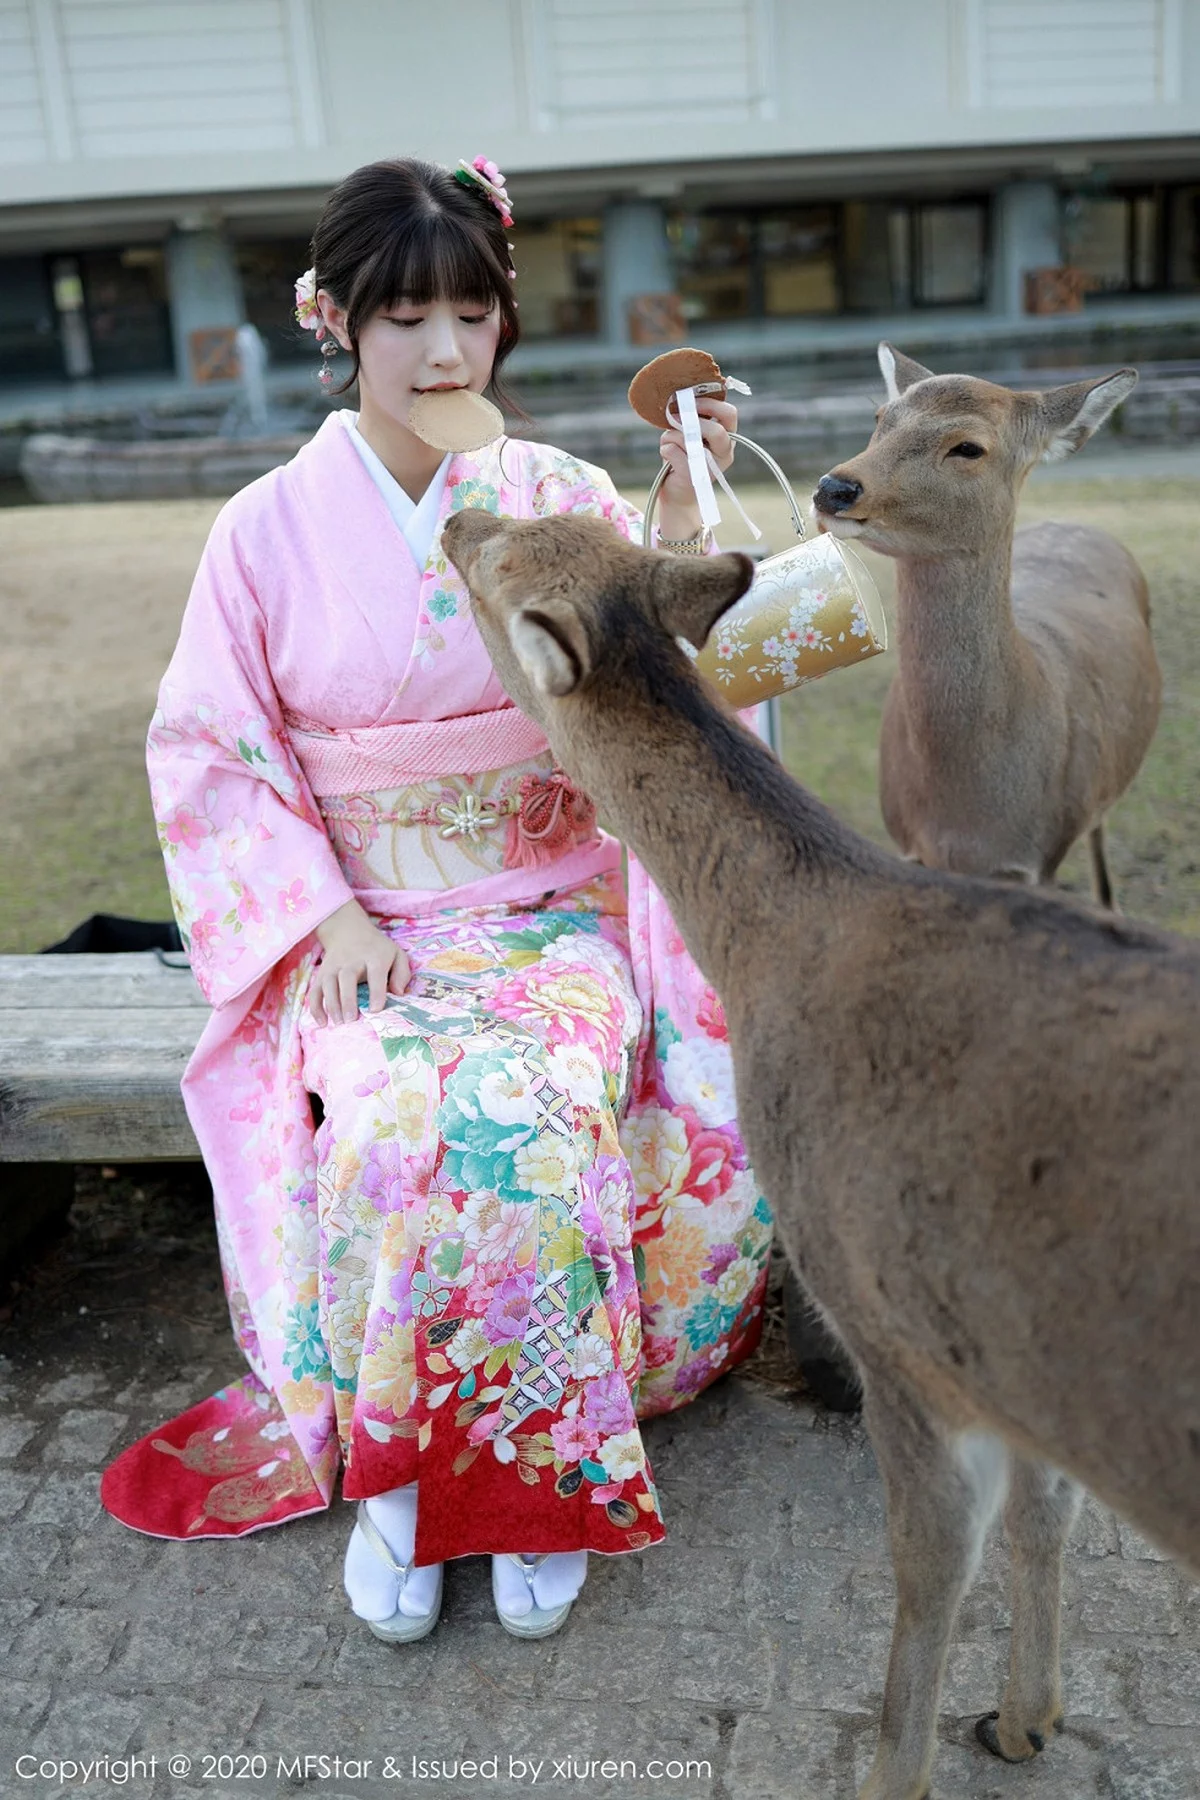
[914,206,988,306]
[760,208,838,317]
[667,197,989,322]
[843,203,910,312]
[78,248,173,377]
[668,212,754,324]
[235,239,314,363]
[1065,192,1164,295]
[0,257,61,386]
[1167,187,1200,291]
[512,218,601,339]
[843,201,988,311]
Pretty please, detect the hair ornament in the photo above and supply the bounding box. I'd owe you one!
[294,267,321,333]
[294,265,339,384]
[454,155,514,229]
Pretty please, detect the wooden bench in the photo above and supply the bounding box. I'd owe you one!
[0,952,206,1265]
[0,947,862,1406]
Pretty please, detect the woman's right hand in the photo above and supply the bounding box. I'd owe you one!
[311,898,410,1025]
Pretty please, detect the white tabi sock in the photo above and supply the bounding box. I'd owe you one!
[343,1483,443,1622]
[492,1550,588,1617]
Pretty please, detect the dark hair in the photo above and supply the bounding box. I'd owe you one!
[310,157,523,413]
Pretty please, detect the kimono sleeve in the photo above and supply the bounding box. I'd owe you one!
[147,506,353,1009]
[555,453,728,559]
[543,453,646,545]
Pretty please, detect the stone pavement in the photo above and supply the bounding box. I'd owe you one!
[1,1168,1197,1800]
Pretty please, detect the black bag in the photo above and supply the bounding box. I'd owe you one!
[41,914,183,955]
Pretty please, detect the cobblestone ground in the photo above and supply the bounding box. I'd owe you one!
[1,1170,1197,1800]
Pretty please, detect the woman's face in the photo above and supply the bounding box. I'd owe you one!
[319,292,501,432]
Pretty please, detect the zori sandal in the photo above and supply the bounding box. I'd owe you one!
[492,1553,575,1639]
[352,1502,443,1643]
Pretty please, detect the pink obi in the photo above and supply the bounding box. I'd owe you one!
[287,709,605,897]
[287,706,550,794]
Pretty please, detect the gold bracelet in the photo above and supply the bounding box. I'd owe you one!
[656,526,712,556]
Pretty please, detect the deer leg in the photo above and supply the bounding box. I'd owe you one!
[858,1378,1008,1800]
[975,1458,1081,1764]
[1087,823,1118,911]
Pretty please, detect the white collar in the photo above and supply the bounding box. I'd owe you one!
[339,410,451,570]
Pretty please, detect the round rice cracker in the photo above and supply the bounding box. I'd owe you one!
[627,348,726,429]
[408,388,504,452]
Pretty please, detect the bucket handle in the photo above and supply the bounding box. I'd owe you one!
[643,431,808,547]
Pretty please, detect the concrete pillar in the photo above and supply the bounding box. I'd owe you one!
[989,181,1063,318]
[164,221,245,383]
[601,200,675,346]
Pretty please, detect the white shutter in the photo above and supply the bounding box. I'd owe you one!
[965,0,1178,108]
[525,0,774,131]
[42,0,325,159]
[0,2,49,165]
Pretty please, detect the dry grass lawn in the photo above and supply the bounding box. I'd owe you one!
[1,472,1196,952]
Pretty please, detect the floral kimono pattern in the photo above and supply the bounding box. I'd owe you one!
[100,417,771,1557]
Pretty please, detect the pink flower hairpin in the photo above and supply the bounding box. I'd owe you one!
[455,155,515,229]
[294,268,321,333]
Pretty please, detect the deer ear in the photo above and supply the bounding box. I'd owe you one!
[1038,369,1137,462]
[878,342,934,401]
[652,551,755,649]
[508,600,590,698]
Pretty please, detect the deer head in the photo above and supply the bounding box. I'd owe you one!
[442,509,753,718]
[812,344,1137,559]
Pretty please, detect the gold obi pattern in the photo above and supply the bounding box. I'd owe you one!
[318,754,599,892]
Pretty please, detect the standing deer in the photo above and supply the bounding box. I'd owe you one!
[442,505,1200,1800]
[815,346,1161,909]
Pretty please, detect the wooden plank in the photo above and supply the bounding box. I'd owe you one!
[1,1013,208,1052]
[0,1068,198,1161]
[0,953,206,1161]
[0,952,207,1009]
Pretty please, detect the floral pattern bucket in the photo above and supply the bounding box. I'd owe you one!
[645,433,887,707]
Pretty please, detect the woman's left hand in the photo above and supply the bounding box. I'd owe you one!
[656,396,738,541]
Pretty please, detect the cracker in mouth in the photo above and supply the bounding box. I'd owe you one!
[409,388,504,452]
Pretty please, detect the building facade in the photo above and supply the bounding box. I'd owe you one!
[2,0,1200,392]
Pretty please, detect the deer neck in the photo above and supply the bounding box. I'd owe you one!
[547,626,886,997]
[892,537,1028,754]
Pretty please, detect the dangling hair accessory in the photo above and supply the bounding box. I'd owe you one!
[454,156,514,229]
[294,266,342,386]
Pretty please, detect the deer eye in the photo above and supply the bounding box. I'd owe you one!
[947,441,986,459]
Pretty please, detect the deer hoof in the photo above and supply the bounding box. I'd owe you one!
[975,1712,1046,1762]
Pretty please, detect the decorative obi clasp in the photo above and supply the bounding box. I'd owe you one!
[315,758,599,890]
[418,768,597,870]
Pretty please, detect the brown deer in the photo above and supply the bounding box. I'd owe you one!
[815,346,1161,910]
[442,505,1200,1800]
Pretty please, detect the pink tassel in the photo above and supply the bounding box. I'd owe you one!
[503,771,596,871]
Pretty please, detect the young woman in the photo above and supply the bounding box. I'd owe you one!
[101,156,772,1642]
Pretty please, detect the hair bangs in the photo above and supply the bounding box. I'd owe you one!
[351,209,503,328]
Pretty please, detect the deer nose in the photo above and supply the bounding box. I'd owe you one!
[813,474,864,515]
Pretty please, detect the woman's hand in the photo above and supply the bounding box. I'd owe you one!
[311,898,410,1025]
[656,396,739,543]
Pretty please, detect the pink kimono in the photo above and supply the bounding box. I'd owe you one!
[101,415,772,1564]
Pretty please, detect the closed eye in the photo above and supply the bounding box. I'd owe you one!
[947,441,986,459]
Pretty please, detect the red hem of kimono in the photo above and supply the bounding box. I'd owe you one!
[99,1379,328,1541]
[339,1409,665,1565]
[99,1296,765,1547]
